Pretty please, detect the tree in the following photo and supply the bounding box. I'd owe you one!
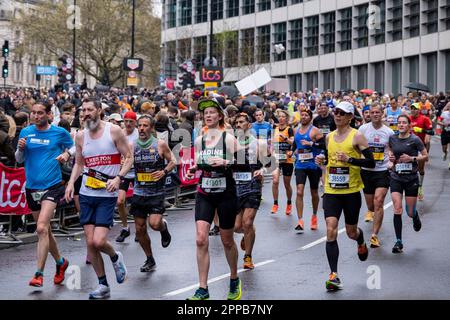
[12,0,161,87]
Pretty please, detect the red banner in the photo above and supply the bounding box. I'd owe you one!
[0,163,31,215]
[179,147,199,186]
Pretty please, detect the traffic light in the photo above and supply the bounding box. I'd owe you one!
[2,41,9,58]
[177,59,196,89]
[57,54,74,84]
[2,61,8,78]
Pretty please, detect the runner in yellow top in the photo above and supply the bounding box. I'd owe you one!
[316,102,376,291]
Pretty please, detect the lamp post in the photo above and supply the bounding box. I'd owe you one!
[131,0,136,58]
[72,0,76,83]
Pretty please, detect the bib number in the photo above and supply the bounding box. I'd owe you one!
[275,153,287,161]
[202,177,226,190]
[137,172,159,183]
[85,169,109,190]
[395,163,413,174]
[328,167,350,189]
[31,190,48,202]
[233,172,252,182]
[298,152,313,161]
[320,127,330,135]
[370,146,385,162]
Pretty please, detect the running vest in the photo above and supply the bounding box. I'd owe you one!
[385,107,402,133]
[133,138,165,197]
[80,122,121,198]
[233,135,263,198]
[359,123,393,172]
[325,129,364,194]
[124,129,138,180]
[273,126,294,164]
[197,131,234,194]
[294,125,319,170]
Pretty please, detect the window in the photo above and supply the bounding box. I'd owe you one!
[258,0,271,11]
[322,12,335,54]
[446,51,450,91]
[339,8,352,51]
[179,0,192,26]
[195,0,208,24]
[391,59,402,95]
[372,0,385,44]
[212,0,223,20]
[211,34,224,66]
[289,74,302,92]
[355,4,368,48]
[178,38,192,61]
[274,0,287,9]
[257,25,271,63]
[390,0,402,41]
[227,0,239,17]
[291,0,303,4]
[240,28,255,65]
[224,31,239,68]
[444,1,450,31]
[356,64,368,89]
[164,41,177,78]
[407,0,420,38]
[339,67,351,90]
[424,0,438,34]
[306,72,318,91]
[322,69,335,91]
[273,22,286,61]
[193,36,207,70]
[242,0,255,15]
[289,19,302,59]
[373,62,384,93]
[305,15,319,56]
[167,0,177,29]
[408,55,419,83]
[426,53,437,94]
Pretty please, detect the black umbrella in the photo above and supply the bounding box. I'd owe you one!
[404,82,430,92]
[243,95,264,105]
[218,85,239,99]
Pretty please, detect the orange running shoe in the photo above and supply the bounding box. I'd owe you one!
[271,204,278,214]
[295,219,304,232]
[29,273,43,287]
[243,255,254,270]
[311,215,318,230]
[285,204,292,216]
[54,258,69,285]
[240,236,245,251]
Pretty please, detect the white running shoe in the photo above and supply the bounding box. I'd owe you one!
[89,284,111,299]
[112,252,127,284]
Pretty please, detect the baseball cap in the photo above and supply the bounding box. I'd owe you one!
[124,111,137,121]
[109,113,123,122]
[198,98,224,113]
[411,103,420,109]
[335,101,354,114]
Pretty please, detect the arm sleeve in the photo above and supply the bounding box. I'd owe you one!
[15,148,25,163]
[349,148,376,168]
[288,127,294,137]
[313,137,326,150]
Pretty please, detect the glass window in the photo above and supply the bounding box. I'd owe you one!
[289,19,302,59]
[289,74,302,92]
[355,4,368,48]
[408,0,420,38]
[193,36,207,70]
[179,0,192,26]
[195,0,208,24]
[372,0,385,44]
[426,53,437,94]
[164,41,177,78]
[339,67,351,90]
[242,0,255,15]
[240,28,255,65]
[322,12,335,54]
[291,0,303,4]
[167,0,177,29]
[306,72,318,91]
[211,34,224,67]
[322,69,335,91]
[274,0,287,9]
[305,15,319,57]
[178,38,192,62]
[391,59,402,95]
[212,0,223,20]
[373,62,384,93]
[339,8,352,51]
[273,22,286,61]
[356,64,368,89]
[224,31,239,68]
[227,0,239,17]
[257,25,271,64]
[425,0,438,34]
[408,55,419,83]
[258,0,271,11]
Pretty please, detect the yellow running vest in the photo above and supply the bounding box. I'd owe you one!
[325,129,364,194]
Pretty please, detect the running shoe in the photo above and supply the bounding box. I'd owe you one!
[413,213,422,232]
[311,215,318,230]
[227,278,242,300]
[392,240,403,253]
[29,273,43,287]
[54,258,69,285]
[160,219,172,248]
[140,257,156,272]
[209,225,220,236]
[364,211,374,222]
[295,219,304,233]
[187,287,210,300]
[271,204,279,214]
[443,151,447,161]
[357,242,369,261]
[86,255,91,265]
[243,255,254,270]
[326,272,343,291]
[418,187,424,201]
[112,252,127,284]
[89,284,111,300]
[285,204,292,216]
[240,236,245,251]
[370,235,381,248]
[115,228,130,243]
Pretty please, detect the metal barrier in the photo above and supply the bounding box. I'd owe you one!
[52,202,84,238]
[0,215,23,245]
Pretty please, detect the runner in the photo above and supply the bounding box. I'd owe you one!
[438,102,450,162]
[186,98,242,300]
[271,110,294,215]
[293,108,324,232]
[315,101,375,291]
[358,103,395,247]
[65,98,133,299]
[384,97,403,134]
[15,101,73,287]
[410,103,433,201]
[131,115,175,272]
[388,114,428,253]
[115,111,139,243]
[233,113,267,270]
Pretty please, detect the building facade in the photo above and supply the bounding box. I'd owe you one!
[161,0,450,94]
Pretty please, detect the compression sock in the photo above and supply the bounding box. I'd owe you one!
[394,215,402,241]
[356,228,365,245]
[98,275,109,287]
[326,240,339,273]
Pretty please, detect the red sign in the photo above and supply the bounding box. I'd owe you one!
[179,147,199,186]
[0,163,31,215]
[166,78,175,90]
[84,154,121,167]
[200,66,224,82]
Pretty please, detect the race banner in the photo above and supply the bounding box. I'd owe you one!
[0,163,31,215]
[179,146,199,186]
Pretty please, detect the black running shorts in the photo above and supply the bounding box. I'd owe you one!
[295,168,322,189]
[119,178,134,192]
[361,170,390,195]
[237,193,262,211]
[278,163,294,176]
[323,192,362,226]
[25,183,65,212]
[441,131,450,146]
[129,194,165,218]
[390,177,419,197]
[195,189,238,230]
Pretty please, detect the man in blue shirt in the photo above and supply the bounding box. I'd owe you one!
[251,109,272,143]
[15,101,73,288]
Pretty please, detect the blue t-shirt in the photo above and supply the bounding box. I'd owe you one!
[251,122,272,140]
[19,125,73,190]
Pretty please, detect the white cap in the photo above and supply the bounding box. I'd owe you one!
[108,113,123,122]
[335,101,354,114]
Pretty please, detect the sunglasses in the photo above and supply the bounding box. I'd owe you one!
[333,109,351,116]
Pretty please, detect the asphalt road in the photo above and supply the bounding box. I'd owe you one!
[1,138,449,300]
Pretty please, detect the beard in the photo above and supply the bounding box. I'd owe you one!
[84,117,100,131]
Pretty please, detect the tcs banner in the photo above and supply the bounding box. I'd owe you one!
[0,163,31,215]
[179,147,199,186]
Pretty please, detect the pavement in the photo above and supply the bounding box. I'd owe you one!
[0,137,449,300]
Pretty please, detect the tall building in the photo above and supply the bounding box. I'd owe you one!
[161,0,450,94]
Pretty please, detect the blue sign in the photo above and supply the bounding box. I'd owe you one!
[36,66,57,76]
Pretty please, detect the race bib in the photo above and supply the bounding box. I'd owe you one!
[395,163,413,174]
[136,172,159,182]
[328,167,350,189]
[320,127,330,135]
[201,177,227,190]
[298,152,314,161]
[275,153,287,161]
[85,169,109,190]
[370,146,385,162]
[31,190,48,202]
[233,172,252,182]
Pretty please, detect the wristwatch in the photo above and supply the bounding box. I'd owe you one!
[412,157,417,163]
[164,169,170,175]
[117,175,125,181]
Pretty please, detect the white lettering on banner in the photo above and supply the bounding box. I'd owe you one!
[0,172,28,209]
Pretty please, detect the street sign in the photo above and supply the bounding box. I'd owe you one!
[127,77,138,87]
[123,58,144,71]
[200,66,224,82]
[36,66,57,76]
[128,71,137,78]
